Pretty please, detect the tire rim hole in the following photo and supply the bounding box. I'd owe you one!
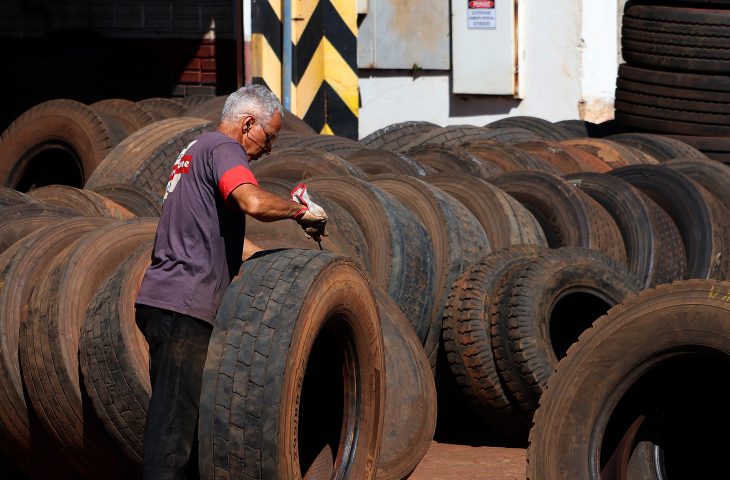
[16,143,83,192]
[550,291,611,360]
[600,354,730,480]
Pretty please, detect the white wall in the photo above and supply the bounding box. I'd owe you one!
[358,0,621,138]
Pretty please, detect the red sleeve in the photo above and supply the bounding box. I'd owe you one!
[218,165,259,200]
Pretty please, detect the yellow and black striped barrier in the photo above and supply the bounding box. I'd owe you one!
[251,0,358,139]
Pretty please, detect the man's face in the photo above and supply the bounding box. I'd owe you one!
[241,110,282,161]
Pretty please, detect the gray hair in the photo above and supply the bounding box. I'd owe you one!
[221,84,284,126]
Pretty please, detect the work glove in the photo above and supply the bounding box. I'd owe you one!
[291,183,328,241]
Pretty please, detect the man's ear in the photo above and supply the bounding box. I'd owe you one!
[240,115,254,132]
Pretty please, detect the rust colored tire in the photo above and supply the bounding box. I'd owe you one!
[89,183,163,217]
[84,117,214,196]
[528,280,730,480]
[250,147,365,181]
[491,247,639,417]
[0,218,113,477]
[306,177,436,331]
[0,99,116,190]
[0,187,36,207]
[461,140,561,175]
[405,144,503,179]
[89,99,155,136]
[0,203,76,254]
[427,174,548,249]
[486,116,572,141]
[136,97,187,120]
[443,246,544,438]
[373,287,436,480]
[605,132,708,161]
[489,171,628,266]
[370,174,490,368]
[360,121,439,151]
[27,184,134,219]
[344,149,437,177]
[199,249,385,480]
[610,165,730,279]
[515,141,611,174]
[565,172,687,288]
[80,242,153,465]
[22,219,156,476]
[560,138,658,168]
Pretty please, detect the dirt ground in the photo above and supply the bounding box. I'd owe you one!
[410,442,526,480]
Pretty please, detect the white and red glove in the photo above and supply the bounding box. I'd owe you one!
[290,183,328,240]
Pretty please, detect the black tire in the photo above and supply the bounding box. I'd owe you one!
[489,171,628,267]
[659,133,730,160]
[618,63,730,93]
[89,184,163,217]
[553,119,622,138]
[486,116,572,141]
[404,144,503,179]
[398,125,495,151]
[306,177,436,332]
[273,133,365,157]
[610,164,730,279]
[250,147,365,181]
[565,172,687,287]
[491,247,639,417]
[198,249,385,480]
[343,149,437,177]
[605,132,708,161]
[370,174,490,369]
[664,158,730,207]
[0,99,116,190]
[426,174,548,249]
[136,98,187,120]
[84,117,214,196]
[443,246,544,437]
[26,184,134,219]
[528,280,730,480]
[616,99,730,127]
[360,121,439,151]
[80,241,154,465]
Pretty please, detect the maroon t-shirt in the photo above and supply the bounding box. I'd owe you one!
[136,131,258,325]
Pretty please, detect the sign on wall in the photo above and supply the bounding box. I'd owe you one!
[467,0,496,30]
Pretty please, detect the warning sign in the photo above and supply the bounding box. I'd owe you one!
[468,0,496,30]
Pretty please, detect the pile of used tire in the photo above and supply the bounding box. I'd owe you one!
[616,0,730,162]
[2,93,730,480]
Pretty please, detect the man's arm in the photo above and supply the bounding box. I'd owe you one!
[229,183,318,222]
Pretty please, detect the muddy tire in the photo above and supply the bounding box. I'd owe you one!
[79,242,153,465]
[373,287,436,480]
[527,280,730,480]
[443,246,544,437]
[0,99,116,190]
[405,144,503,179]
[427,174,548,249]
[343,149,436,177]
[306,177,436,331]
[360,121,439,151]
[370,174,490,368]
[486,116,572,141]
[89,184,163,217]
[0,187,36,207]
[136,98,187,120]
[84,117,214,196]
[0,203,76,254]
[491,247,639,417]
[250,148,365,181]
[560,138,658,168]
[605,132,708,161]
[515,141,611,174]
[489,171,628,266]
[198,249,385,480]
[461,140,561,175]
[27,184,134,219]
[565,172,687,287]
[610,165,730,279]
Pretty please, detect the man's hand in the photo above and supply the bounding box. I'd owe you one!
[291,184,328,241]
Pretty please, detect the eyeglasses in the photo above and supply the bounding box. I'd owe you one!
[246,116,277,144]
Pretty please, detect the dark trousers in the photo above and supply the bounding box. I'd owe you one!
[135,305,213,480]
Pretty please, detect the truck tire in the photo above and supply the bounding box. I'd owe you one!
[89,184,163,217]
[250,147,365,181]
[27,185,134,219]
[605,132,708,161]
[343,149,436,177]
[560,138,658,168]
[360,121,438,151]
[405,144,503,179]
[136,98,187,120]
[486,116,572,141]
[462,140,561,175]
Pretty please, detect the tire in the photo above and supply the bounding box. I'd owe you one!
[461,140,562,175]
[0,187,37,208]
[84,117,214,196]
[89,99,155,136]
[565,172,687,288]
[360,121,439,151]
[89,184,163,217]
[282,109,317,135]
[553,119,622,138]
[623,4,730,38]
[660,133,730,160]
[185,95,227,122]
[486,116,572,141]
[426,174,548,249]
[473,127,544,145]
[27,184,134,219]
[491,247,639,417]
[610,165,730,279]
[198,249,385,480]
[605,132,708,161]
[442,246,544,438]
[306,177,436,332]
[0,203,76,254]
[515,141,611,174]
[343,149,437,177]
[250,147,365,181]
[404,144,503,179]
[398,125,495,151]
[617,77,730,108]
[136,98,187,120]
[273,133,365,157]
[616,99,730,127]
[615,110,730,136]
[373,286,436,480]
[560,138,658,168]
[370,174,490,368]
[0,99,116,189]
[664,158,730,207]
[22,219,156,476]
[0,218,113,477]
[618,63,730,93]
[527,280,730,480]
[79,241,153,466]
[179,95,215,111]
[489,171,628,267]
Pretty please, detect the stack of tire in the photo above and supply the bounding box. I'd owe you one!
[616,0,730,162]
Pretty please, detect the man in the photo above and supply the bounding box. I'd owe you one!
[134,85,326,479]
